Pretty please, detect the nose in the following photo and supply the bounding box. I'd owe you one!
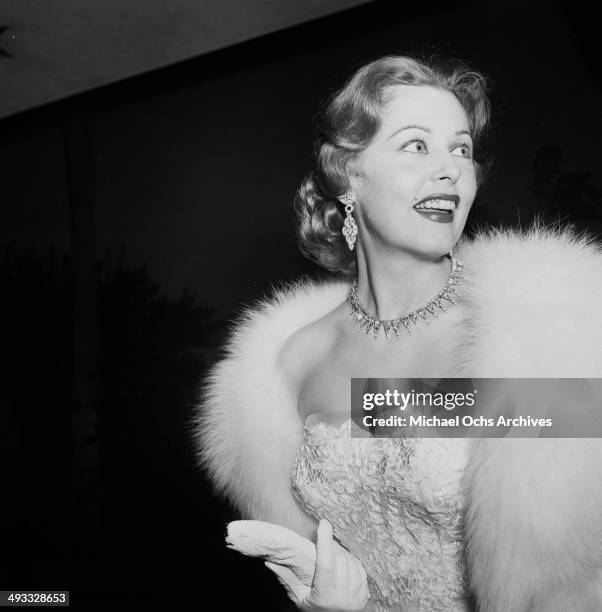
[431,154,461,184]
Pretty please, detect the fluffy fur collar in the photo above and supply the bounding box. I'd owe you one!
[194,223,602,611]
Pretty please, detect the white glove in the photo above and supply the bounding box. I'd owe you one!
[226,518,370,611]
[226,519,316,585]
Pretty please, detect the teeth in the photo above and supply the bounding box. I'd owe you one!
[414,199,456,211]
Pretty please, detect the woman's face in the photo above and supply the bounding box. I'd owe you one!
[350,85,477,258]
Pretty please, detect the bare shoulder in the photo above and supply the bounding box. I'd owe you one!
[276,300,348,400]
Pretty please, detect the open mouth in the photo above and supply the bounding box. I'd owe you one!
[413,196,458,223]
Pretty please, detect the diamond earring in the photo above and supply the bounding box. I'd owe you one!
[340,193,358,251]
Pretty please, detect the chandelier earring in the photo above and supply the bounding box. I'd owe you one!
[340,193,358,251]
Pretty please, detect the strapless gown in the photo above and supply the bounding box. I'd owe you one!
[291,420,474,612]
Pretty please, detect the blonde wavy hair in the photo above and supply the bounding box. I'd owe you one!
[294,55,491,276]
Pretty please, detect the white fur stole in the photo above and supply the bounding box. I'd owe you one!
[193,223,602,610]
[455,224,602,611]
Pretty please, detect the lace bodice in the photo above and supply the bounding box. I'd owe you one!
[291,420,474,611]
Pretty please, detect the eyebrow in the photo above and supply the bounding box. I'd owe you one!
[387,125,472,140]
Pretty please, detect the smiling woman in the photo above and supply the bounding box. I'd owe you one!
[295,57,490,281]
[194,56,602,611]
[351,87,473,253]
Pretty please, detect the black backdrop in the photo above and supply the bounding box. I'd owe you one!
[1,0,600,609]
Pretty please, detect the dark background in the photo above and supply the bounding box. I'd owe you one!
[1,0,600,609]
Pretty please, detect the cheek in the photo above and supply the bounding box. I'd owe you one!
[363,157,420,195]
[358,173,404,217]
[459,201,475,224]
[460,164,477,199]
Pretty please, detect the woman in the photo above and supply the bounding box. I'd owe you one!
[195,56,602,611]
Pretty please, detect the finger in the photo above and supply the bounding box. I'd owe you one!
[346,553,359,590]
[334,546,349,588]
[314,519,336,588]
[333,541,355,585]
[316,519,335,570]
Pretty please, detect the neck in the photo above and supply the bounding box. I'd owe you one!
[355,243,451,321]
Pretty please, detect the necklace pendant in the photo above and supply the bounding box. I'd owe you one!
[382,321,391,339]
[373,321,381,338]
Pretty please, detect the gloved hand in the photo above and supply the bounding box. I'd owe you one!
[226,518,370,611]
[226,519,317,585]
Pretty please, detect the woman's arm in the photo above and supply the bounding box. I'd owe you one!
[194,281,372,610]
[195,333,318,539]
[193,280,347,539]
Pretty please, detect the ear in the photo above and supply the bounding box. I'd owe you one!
[346,165,364,198]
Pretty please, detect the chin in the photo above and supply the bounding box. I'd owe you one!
[401,241,455,260]
[408,231,458,257]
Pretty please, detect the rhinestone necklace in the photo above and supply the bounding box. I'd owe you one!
[347,254,466,339]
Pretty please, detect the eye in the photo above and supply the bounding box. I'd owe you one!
[401,139,428,154]
[452,143,473,158]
